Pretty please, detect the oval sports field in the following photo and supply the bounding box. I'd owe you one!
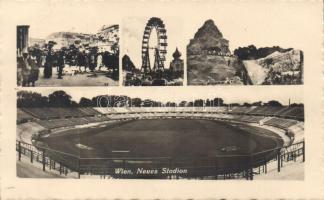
[40,119,284,178]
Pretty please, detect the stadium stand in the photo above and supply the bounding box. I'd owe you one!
[17,122,46,143]
[228,106,256,114]
[263,117,298,130]
[231,115,265,123]
[288,123,304,142]
[17,108,35,123]
[17,106,304,135]
[22,107,59,119]
[21,107,101,120]
[277,107,304,120]
[36,115,111,129]
[78,107,101,116]
[16,105,305,180]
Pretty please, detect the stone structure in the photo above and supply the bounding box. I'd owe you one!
[187,19,247,85]
[187,19,230,55]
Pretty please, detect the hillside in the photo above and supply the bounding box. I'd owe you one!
[243,49,303,85]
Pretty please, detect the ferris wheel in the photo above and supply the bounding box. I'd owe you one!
[141,17,168,74]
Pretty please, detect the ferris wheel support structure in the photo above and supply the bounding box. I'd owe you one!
[141,17,168,75]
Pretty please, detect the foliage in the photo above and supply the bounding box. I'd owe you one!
[17,90,303,108]
[234,45,293,60]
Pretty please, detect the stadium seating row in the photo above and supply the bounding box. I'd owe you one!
[33,111,301,131]
[94,106,304,120]
[21,107,100,120]
[17,108,35,124]
[37,115,111,129]
[228,106,304,119]
[94,107,229,114]
[263,117,298,130]
[17,106,304,131]
[231,115,265,123]
[18,106,304,121]
[276,107,304,119]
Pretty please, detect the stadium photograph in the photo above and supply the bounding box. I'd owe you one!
[16,87,304,180]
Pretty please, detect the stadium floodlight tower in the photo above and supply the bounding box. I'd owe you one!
[141,17,168,77]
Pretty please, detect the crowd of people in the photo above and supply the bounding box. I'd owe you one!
[17,42,119,87]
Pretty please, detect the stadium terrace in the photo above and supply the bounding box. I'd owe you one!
[16,91,304,179]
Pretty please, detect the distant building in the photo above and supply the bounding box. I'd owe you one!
[45,32,94,50]
[96,24,119,43]
[29,38,46,48]
[43,24,119,52]
[169,48,184,72]
[95,24,119,52]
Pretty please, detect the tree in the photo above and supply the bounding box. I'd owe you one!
[79,97,93,107]
[17,91,46,107]
[266,100,282,107]
[102,52,119,80]
[194,99,204,107]
[251,101,262,106]
[205,99,211,107]
[122,55,136,71]
[131,98,142,107]
[234,45,257,60]
[212,98,224,107]
[166,102,176,107]
[290,103,304,107]
[142,99,154,107]
[179,101,187,107]
[71,101,78,107]
[92,95,109,107]
[187,101,194,107]
[243,102,252,107]
[39,96,49,107]
[48,90,72,107]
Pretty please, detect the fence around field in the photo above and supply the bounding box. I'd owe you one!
[16,140,305,180]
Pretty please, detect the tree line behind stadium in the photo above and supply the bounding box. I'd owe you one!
[17,90,303,108]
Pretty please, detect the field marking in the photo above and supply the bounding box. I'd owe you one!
[42,120,284,160]
[112,150,130,153]
[75,143,93,150]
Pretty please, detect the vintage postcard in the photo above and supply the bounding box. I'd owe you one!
[0,0,323,199]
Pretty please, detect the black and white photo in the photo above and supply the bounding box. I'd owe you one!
[17,22,119,87]
[17,88,304,180]
[122,17,184,86]
[187,19,304,85]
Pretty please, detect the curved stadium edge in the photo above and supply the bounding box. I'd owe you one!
[16,106,305,179]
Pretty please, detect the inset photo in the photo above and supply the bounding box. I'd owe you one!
[17,23,119,87]
[122,17,184,86]
[16,87,304,179]
[187,19,304,85]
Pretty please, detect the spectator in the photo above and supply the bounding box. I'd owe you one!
[57,50,65,79]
